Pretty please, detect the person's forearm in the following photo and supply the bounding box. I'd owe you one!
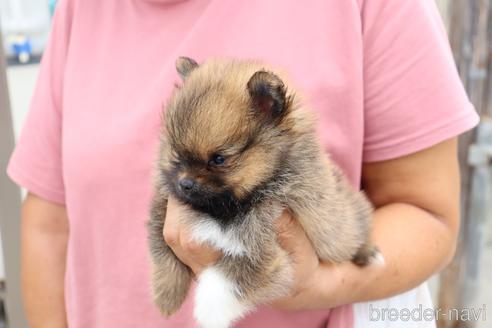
[318,202,457,307]
[21,196,69,328]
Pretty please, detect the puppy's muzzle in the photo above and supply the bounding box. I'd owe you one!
[179,178,196,194]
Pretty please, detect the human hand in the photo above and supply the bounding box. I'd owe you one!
[162,200,355,310]
[271,210,353,311]
[162,197,222,276]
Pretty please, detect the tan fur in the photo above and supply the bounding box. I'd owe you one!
[148,58,379,327]
[164,59,299,198]
[147,189,193,316]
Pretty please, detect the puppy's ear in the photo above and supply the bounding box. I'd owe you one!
[247,70,289,121]
[176,57,198,80]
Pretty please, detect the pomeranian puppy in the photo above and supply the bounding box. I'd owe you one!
[148,57,381,328]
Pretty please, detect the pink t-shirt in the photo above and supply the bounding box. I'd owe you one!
[8,0,478,327]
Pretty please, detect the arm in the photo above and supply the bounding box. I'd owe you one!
[274,137,460,309]
[21,193,69,327]
[344,137,459,302]
[161,138,460,309]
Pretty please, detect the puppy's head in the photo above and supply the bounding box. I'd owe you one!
[160,57,296,219]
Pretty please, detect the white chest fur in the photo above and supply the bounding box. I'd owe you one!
[190,219,246,256]
[189,218,251,327]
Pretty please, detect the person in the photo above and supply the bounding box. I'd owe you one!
[7,0,479,327]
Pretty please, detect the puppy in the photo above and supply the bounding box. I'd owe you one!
[148,57,381,328]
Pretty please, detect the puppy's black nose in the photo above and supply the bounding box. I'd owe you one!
[179,178,196,192]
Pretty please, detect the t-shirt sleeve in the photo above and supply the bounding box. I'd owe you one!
[6,0,73,205]
[361,0,479,162]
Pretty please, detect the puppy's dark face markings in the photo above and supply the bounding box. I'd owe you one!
[160,58,295,222]
[163,132,257,223]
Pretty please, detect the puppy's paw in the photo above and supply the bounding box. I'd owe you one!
[194,267,251,328]
[352,244,385,267]
[151,260,192,316]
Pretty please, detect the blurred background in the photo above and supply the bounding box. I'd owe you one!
[0,0,491,327]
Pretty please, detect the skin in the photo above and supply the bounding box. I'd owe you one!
[21,193,68,328]
[21,137,459,324]
[163,137,460,310]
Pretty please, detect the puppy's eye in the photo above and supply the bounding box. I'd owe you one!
[209,154,226,166]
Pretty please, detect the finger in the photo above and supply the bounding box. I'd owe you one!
[162,198,195,270]
[274,210,305,252]
[274,209,296,234]
[162,197,181,246]
[163,197,222,275]
[164,227,201,274]
[171,243,202,275]
[165,197,181,228]
[174,244,220,276]
[177,228,222,275]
